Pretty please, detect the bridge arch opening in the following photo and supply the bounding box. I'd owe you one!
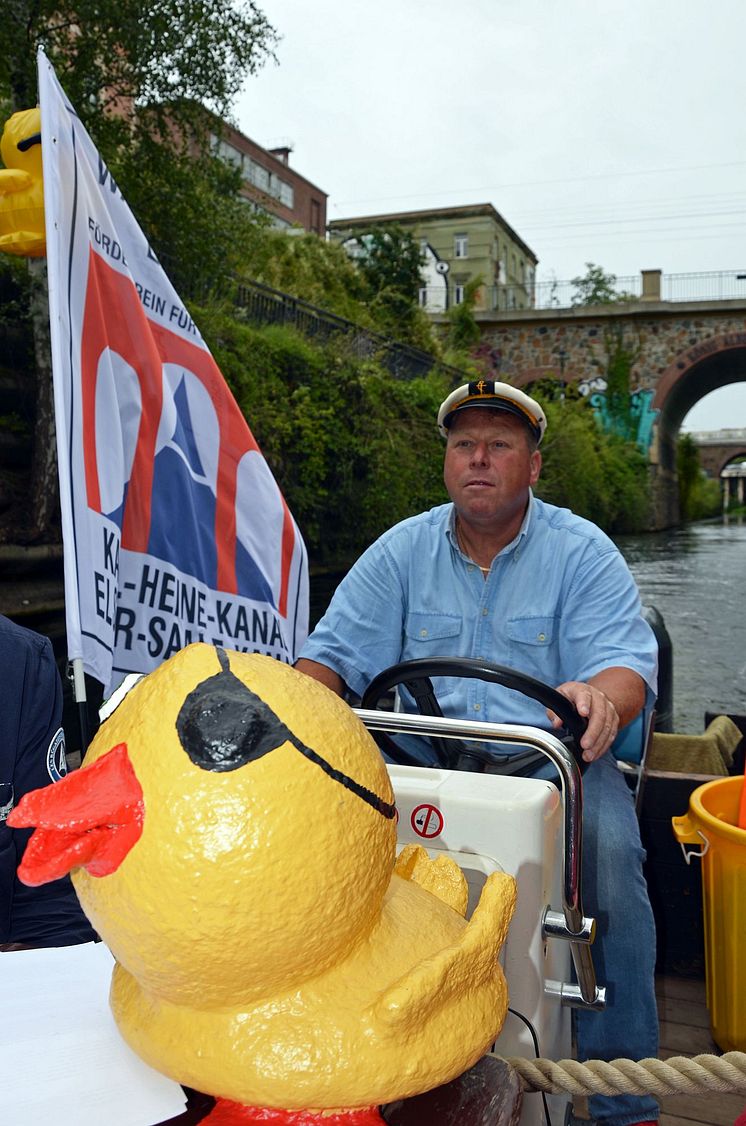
[651,335,746,525]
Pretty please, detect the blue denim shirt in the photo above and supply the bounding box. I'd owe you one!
[300,495,658,730]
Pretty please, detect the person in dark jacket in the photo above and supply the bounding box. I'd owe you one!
[0,613,95,948]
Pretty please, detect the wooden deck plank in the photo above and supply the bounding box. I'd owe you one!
[654,974,744,1126]
[660,1115,737,1126]
[657,996,712,1031]
[658,1019,719,1055]
[660,1117,704,1126]
[564,975,741,1126]
[660,1091,745,1124]
[657,976,708,1005]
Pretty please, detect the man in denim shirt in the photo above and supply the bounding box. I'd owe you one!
[297,380,659,1126]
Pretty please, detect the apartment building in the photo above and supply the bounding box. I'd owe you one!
[212,122,328,235]
[329,203,538,312]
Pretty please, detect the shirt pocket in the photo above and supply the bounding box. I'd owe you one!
[404,611,463,648]
[402,612,464,708]
[505,615,560,681]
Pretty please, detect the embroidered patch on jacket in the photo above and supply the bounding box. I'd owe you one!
[46,727,68,782]
[0,783,13,821]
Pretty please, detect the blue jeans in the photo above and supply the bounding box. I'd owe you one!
[487,746,660,1124]
[388,737,660,1125]
[572,753,659,1125]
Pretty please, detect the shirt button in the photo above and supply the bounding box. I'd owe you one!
[473,703,481,712]
[420,629,428,637]
[538,633,546,641]
[468,565,475,572]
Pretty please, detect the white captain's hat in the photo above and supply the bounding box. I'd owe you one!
[437,380,547,444]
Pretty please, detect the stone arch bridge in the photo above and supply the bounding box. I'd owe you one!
[471,297,746,528]
[686,429,746,477]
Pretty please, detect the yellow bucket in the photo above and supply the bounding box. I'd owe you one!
[672,776,746,1051]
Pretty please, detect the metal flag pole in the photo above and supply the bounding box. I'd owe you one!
[69,657,89,756]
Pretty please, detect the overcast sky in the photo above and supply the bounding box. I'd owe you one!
[236,0,746,432]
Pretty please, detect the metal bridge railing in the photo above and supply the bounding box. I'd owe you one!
[420,270,746,314]
[234,278,468,382]
[515,270,746,311]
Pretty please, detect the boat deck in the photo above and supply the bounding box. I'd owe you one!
[656,975,743,1126]
[574,976,742,1126]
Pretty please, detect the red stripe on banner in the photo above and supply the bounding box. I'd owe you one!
[148,322,262,596]
[81,250,163,549]
[278,493,296,618]
[81,251,297,603]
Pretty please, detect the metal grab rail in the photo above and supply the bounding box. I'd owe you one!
[353,708,606,1011]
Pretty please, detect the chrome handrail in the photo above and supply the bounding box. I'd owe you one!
[353,709,606,1010]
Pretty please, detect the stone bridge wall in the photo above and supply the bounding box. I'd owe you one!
[463,299,746,528]
[694,442,746,477]
[473,301,746,393]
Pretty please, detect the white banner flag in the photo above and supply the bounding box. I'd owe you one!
[38,52,309,694]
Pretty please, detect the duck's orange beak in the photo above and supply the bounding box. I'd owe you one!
[7,743,144,885]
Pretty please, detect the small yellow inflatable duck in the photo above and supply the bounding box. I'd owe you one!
[0,107,46,258]
[10,645,516,1123]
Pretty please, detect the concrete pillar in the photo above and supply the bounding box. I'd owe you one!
[648,463,678,528]
[738,477,745,506]
[641,269,662,301]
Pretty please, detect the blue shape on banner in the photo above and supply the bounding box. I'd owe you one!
[147,447,275,606]
[171,376,206,477]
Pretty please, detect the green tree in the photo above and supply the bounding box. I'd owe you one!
[677,433,721,521]
[602,325,641,441]
[3,2,278,290]
[1,1,277,539]
[242,230,374,325]
[194,304,451,562]
[570,262,633,307]
[353,225,424,299]
[445,275,483,353]
[3,2,276,133]
[535,396,649,531]
[342,225,433,349]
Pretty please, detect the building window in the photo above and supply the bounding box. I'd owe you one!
[454,233,468,258]
[248,160,270,193]
[310,198,321,234]
[418,287,428,307]
[453,283,465,305]
[213,136,244,173]
[279,180,294,208]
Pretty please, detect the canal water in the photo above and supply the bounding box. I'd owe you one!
[309,516,746,736]
[615,517,746,733]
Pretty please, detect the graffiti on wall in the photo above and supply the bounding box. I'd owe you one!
[578,378,658,453]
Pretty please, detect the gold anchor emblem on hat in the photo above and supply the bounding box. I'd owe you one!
[475,379,487,395]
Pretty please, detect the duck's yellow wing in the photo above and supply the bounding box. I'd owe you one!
[371,868,516,1030]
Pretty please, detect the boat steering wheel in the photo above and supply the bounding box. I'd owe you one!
[360,657,588,773]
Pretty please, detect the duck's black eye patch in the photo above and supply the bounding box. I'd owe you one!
[175,647,397,819]
[176,648,293,772]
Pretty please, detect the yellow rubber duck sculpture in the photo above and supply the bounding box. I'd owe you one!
[0,107,46,257]
[10,645,516,1126]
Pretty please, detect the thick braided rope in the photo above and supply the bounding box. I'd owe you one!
[503,1053,746,1096]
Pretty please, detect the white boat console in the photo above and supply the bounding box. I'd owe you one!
[355,708,605,1126]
